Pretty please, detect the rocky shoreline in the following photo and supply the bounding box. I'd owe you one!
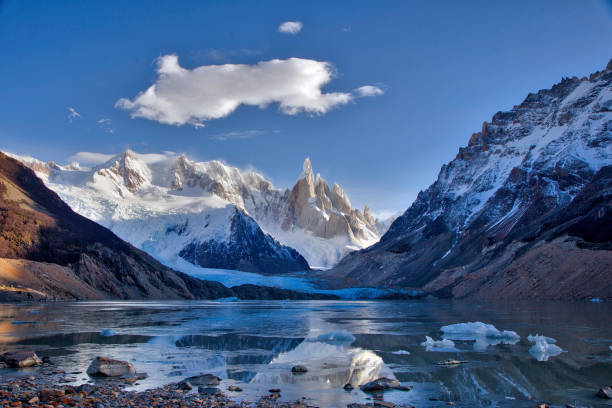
[0,352,417,408]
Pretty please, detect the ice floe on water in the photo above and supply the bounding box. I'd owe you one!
[421,336,458,352]
[527,334,564,361]
[440,322,520,351]
[216,296,239,302]
[391,350,410,355]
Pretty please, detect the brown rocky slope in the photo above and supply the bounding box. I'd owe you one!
[327,60,612,300]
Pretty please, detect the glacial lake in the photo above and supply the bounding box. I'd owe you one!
[0,300,610,407]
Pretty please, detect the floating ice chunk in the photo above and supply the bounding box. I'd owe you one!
[527,334,564,361]
[315,330,356,345]
[527,334,556,344]
[421,336,458,352]
[216,297,239,302]
[100,328,116,337]
[440,322,520,351]
[391,350,410,355]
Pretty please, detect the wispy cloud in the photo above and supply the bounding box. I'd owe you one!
[68,151,114,165]
[116,55,381,127]
[354,85,385,97]
[97,118,115,134]
[210,130,265,141]
[342,27,352,32]
[278,21,303,35]
[202,48,262,62]
[67,107,81,123]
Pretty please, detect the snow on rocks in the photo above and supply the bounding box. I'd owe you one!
[421,336,458,352]
[440,322,520,351]
[527,334,564,362]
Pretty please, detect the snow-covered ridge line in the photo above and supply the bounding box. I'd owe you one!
[9,149,392,273]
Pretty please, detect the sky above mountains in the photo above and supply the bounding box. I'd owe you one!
[1,0,611,217]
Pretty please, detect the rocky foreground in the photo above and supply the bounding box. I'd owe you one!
[0,352,422,408]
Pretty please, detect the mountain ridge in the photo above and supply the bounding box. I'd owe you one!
[0,152,338,301]
[327,59,612,300]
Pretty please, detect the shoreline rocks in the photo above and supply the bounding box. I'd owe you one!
[0,351,42,368]
[86,357,136,377]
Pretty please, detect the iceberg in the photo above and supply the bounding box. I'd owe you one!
[100,328,117,337]
[528,334,564,361]
[440,322,520,351]
[421,336,458,352]
[391,350,410,355]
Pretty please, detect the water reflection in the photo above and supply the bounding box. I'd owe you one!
[0,300,610,407]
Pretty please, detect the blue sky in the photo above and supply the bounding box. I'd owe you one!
[1,0,611,217]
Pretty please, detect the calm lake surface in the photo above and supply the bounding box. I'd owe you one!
[0,300,610,407]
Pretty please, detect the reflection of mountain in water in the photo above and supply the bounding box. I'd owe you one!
[173,333,304,382]
[250,331,395,388]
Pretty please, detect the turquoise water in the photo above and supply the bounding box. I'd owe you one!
[0,300,610,407]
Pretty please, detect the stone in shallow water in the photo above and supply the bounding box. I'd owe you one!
[86,357,136,377]
[182,373,221,386]
[597,386,612,399]
[360,377,401,392]
[1,351,42,368]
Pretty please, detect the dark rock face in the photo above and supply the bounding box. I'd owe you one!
[329,61,612,300]
[179,208,310,274]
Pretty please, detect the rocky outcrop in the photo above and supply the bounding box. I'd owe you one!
[94,149,152,191]
[281,158,379,242]
[178,208,309,274]
[328,60,612,300]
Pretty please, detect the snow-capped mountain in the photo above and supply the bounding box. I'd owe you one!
[329,60,612,300]
[12,150,384,273]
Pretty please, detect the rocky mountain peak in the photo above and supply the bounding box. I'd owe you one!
[329,61,612,299]
[95,149,152,191]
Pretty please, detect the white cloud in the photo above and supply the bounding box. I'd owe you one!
[278,21,303,35]
[67,107,81,123]
[68,152,114,165]
[68,150,176,166]
[97,118,115,134]
[354,85,384,97]
[211,130,264,141]
[116,55,374,127]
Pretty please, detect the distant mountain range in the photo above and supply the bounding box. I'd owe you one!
[12,151,390,274]
[328,59,612,300]
[6,60,611,301]
[0,152,337,301]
